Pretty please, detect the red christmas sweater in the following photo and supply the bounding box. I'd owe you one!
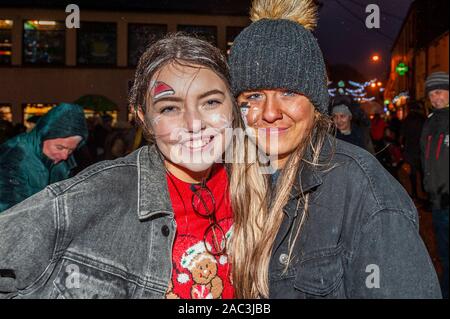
[165,164,234,299]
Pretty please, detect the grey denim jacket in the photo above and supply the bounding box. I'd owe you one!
[0,145,176,299]
[0,138,442,299]
[269,137,442,299]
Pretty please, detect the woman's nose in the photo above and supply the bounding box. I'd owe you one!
[184,109,205,133]
[261,96,283,124]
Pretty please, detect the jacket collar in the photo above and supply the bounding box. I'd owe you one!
[136,145,174,221]
[285,136,336,217]
[295,164,323,195]
[293,136,335,196]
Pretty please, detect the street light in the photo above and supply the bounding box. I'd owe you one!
[371,54,381,62]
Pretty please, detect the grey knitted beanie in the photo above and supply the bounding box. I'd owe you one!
[229,1,329,114]
[425,71,449,95]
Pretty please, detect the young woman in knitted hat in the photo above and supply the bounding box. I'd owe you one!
[229,0,441,299]
[0,34,236,299]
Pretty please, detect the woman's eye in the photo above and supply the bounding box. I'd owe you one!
[203,99,222,109]
[160,106,179,114]
[282,91,297,97]
[247,93,263,100]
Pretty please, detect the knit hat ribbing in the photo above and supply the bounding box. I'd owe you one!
[425,71,449,95]
[332,104,352,116]
[229,18,329,114]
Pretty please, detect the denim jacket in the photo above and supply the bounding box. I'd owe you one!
[0,139,442,299]
[0,145,176,299]
[269,137,442,299]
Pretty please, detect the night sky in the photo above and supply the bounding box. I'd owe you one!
[315,0,414,81]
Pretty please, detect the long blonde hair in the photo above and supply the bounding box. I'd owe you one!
[229,0,334,299]
[230,111,333,298]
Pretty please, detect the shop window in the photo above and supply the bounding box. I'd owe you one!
[83,109,118,125]
[23,20,65,65]
[177,25,217,46]
[77,22,117,66]
[226,26,245,55]
[0,20,13,65]
[22,103,56,129]
[128,23,167,67]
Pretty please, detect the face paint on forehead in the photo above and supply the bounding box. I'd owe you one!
[150,80,176,101]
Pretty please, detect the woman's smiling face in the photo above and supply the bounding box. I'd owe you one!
[237,89,315,168]
[139,62,234,173]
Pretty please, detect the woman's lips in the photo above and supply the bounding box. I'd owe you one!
[181,135,216,152]
[257,127,290,135]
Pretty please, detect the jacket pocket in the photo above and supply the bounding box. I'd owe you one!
[51,257,137,299]
[294,247,344,297]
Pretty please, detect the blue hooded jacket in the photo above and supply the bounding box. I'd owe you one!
[0,103,88,212]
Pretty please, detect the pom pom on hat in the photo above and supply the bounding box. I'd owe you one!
[250,0,318,30]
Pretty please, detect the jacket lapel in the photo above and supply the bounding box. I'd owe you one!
[136,145,174,221]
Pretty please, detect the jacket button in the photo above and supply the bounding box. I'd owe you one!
[279,253,289,266]
[161,225,170,237]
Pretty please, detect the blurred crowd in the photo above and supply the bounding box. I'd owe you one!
[71,114,144,174]
[331,96,428,203]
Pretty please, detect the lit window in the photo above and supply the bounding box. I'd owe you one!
[22,103,56,129]
[177,25,217,46]
[23,20,65,65]
[0,20,13,65]
[77,22,117,66]
[226,26,245,55]
[128,24,167,67]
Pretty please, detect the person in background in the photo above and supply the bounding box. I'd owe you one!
[103,121,135,160]
[400,101,426,200]
[370,113,387,152]
[420,71,449,298]
[12,123,26,137]
[387,111,402,142]
[332,95,375,154]
[351,103,375,155]
[0,103,88,213]
[332,104,366,150]
[93,114,113,161]
[25,115,42,132]
[382,125,404,179]
[0,112,14,145]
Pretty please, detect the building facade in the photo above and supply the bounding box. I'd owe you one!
[385,0,449,114]
[0,6,249,124]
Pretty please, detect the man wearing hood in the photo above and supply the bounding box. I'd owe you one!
[0,103,88,213]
